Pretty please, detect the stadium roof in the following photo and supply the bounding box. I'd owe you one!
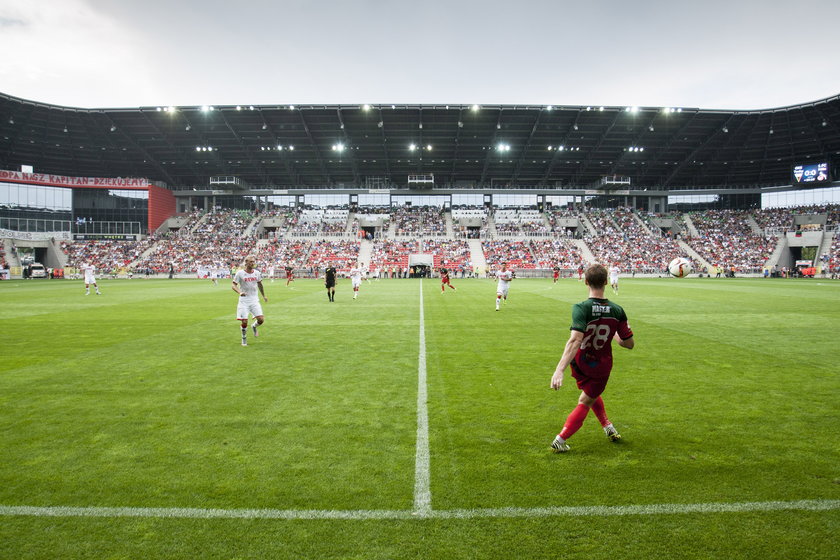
[1,92,838,192]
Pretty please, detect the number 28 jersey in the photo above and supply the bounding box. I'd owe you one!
[570,297,633,377]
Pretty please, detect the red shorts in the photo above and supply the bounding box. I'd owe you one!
[570,359,612,398]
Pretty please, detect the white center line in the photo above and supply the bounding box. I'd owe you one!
[413,280,432,516]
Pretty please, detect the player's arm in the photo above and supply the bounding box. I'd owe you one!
[614,332,634,349]
[232,278,243,296]
[550,329,584,390]
[614,317,634,349]
[257,280,268,302]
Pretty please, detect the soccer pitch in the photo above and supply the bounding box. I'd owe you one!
[1,277,838,559]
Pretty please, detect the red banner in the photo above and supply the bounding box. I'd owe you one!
[0,170,150,189]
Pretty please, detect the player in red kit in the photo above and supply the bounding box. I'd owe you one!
[440,267,456,293]
[549,264,634,452]
[553,266,560,283]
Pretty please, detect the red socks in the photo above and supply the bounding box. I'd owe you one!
[559,403,590,440]
[590,396,610,427]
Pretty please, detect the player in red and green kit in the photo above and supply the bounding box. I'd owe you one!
[549,263,634,452]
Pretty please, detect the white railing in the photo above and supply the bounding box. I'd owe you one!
[0,228,72,241]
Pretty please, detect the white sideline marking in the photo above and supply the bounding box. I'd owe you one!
[414,280,432,516]
[1,500,836,521]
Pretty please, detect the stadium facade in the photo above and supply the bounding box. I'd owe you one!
[1,92,838,277]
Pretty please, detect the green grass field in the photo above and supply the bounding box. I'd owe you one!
[1,276,838,559]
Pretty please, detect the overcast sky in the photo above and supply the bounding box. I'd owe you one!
[1,0,839,111]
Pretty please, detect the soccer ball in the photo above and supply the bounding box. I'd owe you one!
[668,257,693,278]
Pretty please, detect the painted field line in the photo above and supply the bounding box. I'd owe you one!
[1,500,837,521]
[413,280,431,516]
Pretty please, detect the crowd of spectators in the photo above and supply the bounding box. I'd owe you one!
[370,240,420,270]
[529,239,584,269]
[132,209,258,273]
[482,240,537,269]
[752,208,794,232]
[306,240,360,272]
[393,206,446,236]
[587,235,688,274]
[45,205,840,278]
[827,235,840,277]
[62,237,159,272]
[686,209,776,271]
[254,238,312,272]
[422,239,471,270]
[586,209,622,237]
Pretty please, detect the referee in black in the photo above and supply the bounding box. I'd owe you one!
[325,265,337,302]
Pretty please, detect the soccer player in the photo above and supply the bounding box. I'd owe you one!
[285,265,294,286]
[549,264,634,453]
[82,263,101,295]
[553,266,560,284]
[232,255,268,347]
[349,264,363,299]
[440,267,456,293]
[325,265,337,302]
[495,263,514,311]
[609,263,620,294]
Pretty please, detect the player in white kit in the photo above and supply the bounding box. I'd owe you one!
[609,263,620,295]
[495,263,514,311]
[232,255,268,346]
[349,264,364,299]
[82,263,101,295]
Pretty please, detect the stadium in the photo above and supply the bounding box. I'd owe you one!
[1,3,839,559]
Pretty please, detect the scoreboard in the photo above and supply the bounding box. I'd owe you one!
[792,162,829,184]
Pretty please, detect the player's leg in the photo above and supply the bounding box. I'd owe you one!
[591,396,621,441]
[495,292,502,310]
[85,282,90,295]
[252,314,264,337]
[552,391,597,453]
[237,301,250,346]
[239,318,249,346]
